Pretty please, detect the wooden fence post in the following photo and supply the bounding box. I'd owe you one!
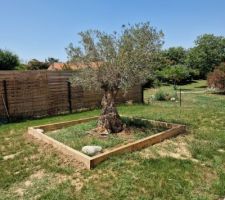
[67,81,72,113]
[141,85,144,104]
[180,88,182,107]
[2,80,10,121]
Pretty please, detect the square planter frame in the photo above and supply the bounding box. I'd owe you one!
[27,116,186,169]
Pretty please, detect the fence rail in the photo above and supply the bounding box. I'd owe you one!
[0,71,142,121]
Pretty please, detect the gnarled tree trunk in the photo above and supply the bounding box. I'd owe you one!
[98,90,123,133]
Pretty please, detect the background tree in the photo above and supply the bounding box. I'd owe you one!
[156,65,192,89]
[68,22,164,133]
[186,34,225,78]
[0,49,20,70]
[45,57,59,65]
[163,46,187,65]
[27,59,49,70]
[154,47,195,86]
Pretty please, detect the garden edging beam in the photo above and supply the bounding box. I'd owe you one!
[27,116,186,169]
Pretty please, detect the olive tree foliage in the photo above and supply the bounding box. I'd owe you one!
[67,22,164,133]
[67,23,164,91]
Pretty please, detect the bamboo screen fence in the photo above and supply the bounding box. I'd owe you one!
[0,71,143,121]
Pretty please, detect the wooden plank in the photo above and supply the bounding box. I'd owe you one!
[27,117,186,169]
[28,127,91,169]
[34,116,99,132]
[90,125,186,168]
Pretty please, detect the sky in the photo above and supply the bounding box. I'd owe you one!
[0,0,225,62]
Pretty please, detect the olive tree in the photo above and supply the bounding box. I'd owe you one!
[67,22,164,133]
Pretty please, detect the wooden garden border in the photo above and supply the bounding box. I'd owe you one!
[27,116,186,169]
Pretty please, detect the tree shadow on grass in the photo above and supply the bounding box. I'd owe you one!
[195,86,207,89]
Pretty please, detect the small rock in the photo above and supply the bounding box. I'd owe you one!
[3,154,16,160]
[3,151,21,160]
[81,146,102,156]
[15,188,24,197]
[100,130,109,136]
[218,149,225,153]
[36,129,44,134]
[126,100,133,105]
[25,180,32,187]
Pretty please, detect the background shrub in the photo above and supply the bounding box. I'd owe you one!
[154,90,178,101]
[207,63,225,92]
[154,90,167,101]
[0,49,20,70]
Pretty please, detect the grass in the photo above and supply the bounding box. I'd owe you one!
[46,118,167,153]
[144,79,207,103]
[0,80,225,199]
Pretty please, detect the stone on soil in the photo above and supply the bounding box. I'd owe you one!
[81,146,102,156]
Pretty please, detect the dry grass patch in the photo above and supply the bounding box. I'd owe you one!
[139,135,198,162]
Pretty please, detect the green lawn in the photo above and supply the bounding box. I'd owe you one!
[0,80,225,200]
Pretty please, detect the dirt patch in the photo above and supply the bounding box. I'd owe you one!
[86,125,166,145]
[15,188,24,197]
[157,140,192,159]
[87,126,140,141]
[140,135,198,162]
[71,179,83,191]
[24,180,32,187]
[3,151,22,160]
[11,168,85,199]
[55,172,84,191]
[27,133,86,170]
[30,170,45,180]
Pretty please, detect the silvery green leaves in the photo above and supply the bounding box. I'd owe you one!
[67,22,164,93]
